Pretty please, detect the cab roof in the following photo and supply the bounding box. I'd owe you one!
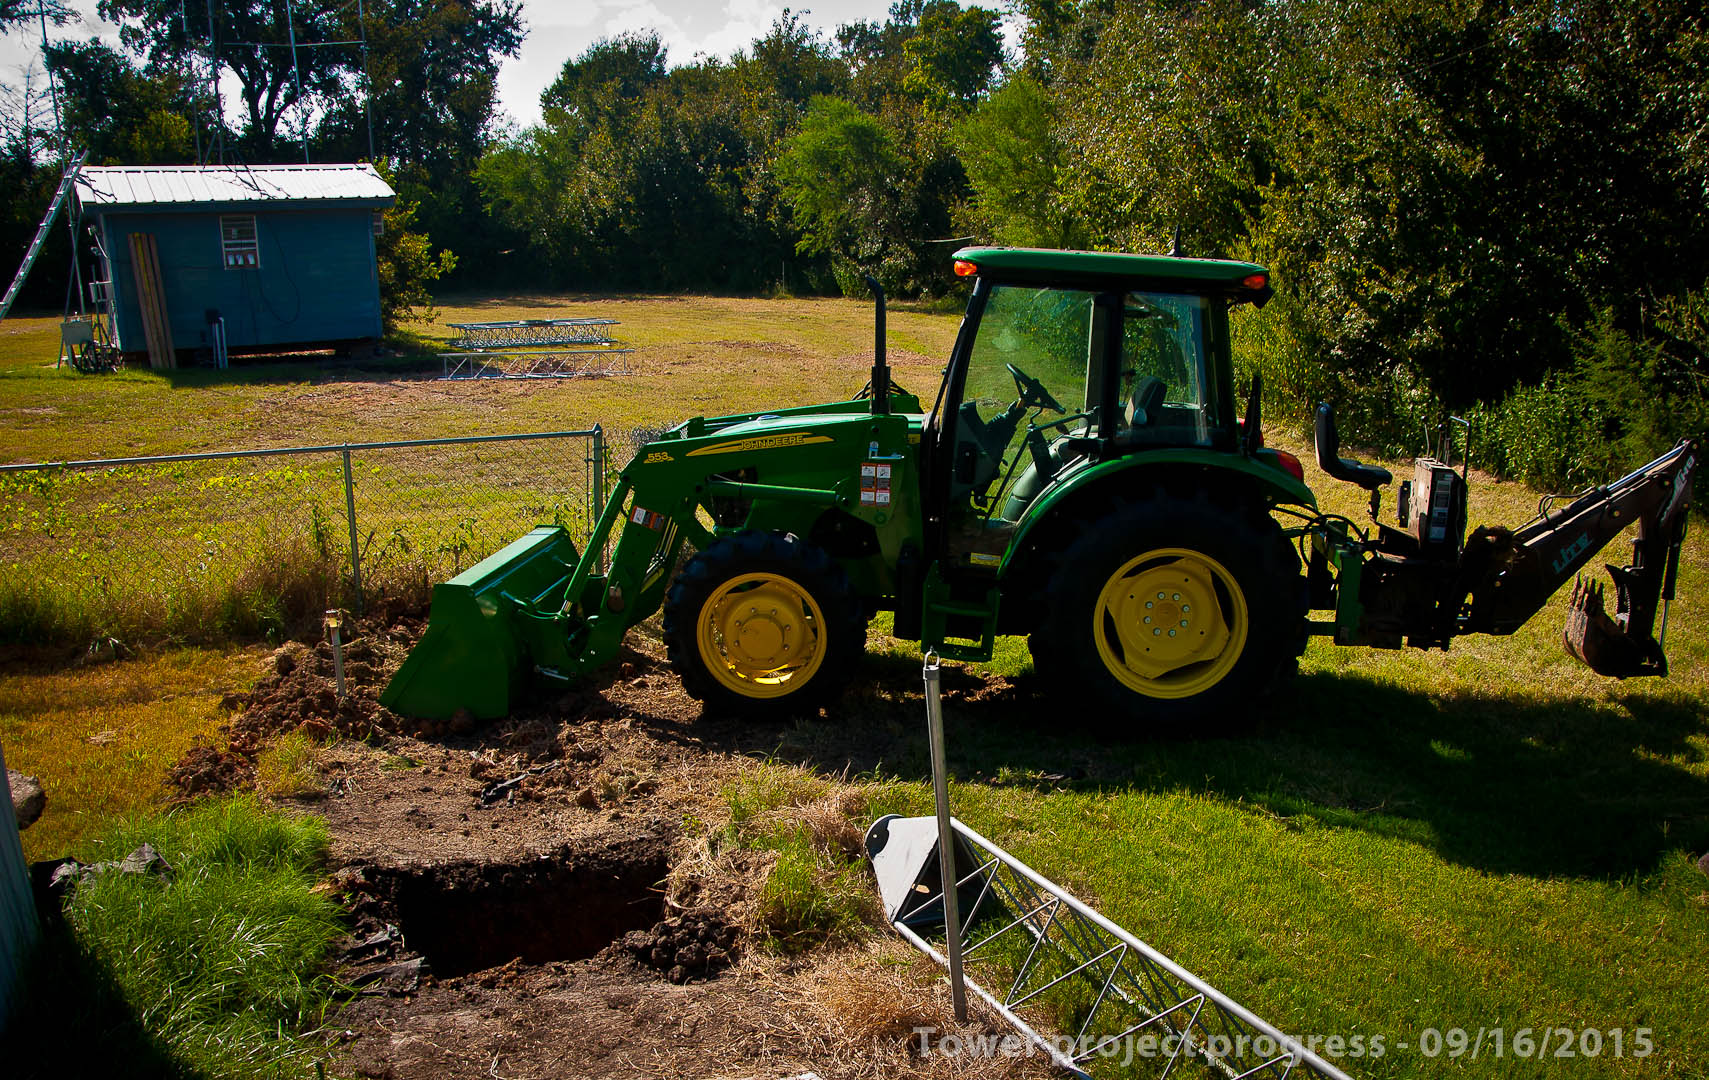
[952,246,1270,298]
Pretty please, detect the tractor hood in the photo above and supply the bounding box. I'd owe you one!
[661,392,926,444]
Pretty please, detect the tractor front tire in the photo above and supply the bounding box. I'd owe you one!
[663,530,863,718]
[1030,491,1302,733]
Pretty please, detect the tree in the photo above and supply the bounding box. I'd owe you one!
[542,30,668,131]
[955,74,1082,247]
[320,0,521,170]
[315,0,523,282]
[776,95,944,294]
[99,0,346,159]
[44,40,196,165]
[901,0,1003,111]
[0,0,69,35]
[373,161,455,330]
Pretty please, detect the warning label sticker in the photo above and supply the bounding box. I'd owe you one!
[858,461,895,509]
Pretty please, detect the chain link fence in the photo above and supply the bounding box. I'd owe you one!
[0,429,607,646]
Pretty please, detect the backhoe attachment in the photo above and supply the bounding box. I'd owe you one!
[1460,437,1698,678]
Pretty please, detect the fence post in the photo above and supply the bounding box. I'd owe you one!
[590,425,606,574]
[341,447,364,614]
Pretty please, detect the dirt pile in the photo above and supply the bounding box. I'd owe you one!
[169,615,421,799]
[618,911,742,984]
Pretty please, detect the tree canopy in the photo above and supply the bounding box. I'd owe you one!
[4,0,1706,482]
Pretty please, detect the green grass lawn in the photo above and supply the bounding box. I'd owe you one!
[3,293,1705,1076]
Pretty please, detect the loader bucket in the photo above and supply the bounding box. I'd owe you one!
[380,526,581,722]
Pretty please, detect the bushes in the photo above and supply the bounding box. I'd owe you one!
[1470,309,1709,492]
[1237,292,1708,494]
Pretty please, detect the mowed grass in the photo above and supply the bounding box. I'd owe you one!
[0,294,959,463]
[3,294,1707,1075]
[1,648,262,861]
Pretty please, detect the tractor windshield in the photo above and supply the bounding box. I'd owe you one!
[954,285,1103,510]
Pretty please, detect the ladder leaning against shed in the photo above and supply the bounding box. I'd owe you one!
[0,150,89,323]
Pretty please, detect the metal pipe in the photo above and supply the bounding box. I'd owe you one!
[946,817,1354,1079]
[923,652,967,1022]
[325,609,346,700]
[892,920,1084,1077]
[283,0,308,163]
[702,479,841,507]
[0,429,603,474]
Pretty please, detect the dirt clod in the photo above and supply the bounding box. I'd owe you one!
[620,911,741,983]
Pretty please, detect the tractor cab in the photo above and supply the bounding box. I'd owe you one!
[925,248,1277,558]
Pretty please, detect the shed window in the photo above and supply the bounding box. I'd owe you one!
[220,215,259,269]
[371,210,384,239]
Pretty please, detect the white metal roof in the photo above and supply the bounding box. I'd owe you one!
[75,163,396,209]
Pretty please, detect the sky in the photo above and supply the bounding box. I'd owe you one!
[0,0,943,134]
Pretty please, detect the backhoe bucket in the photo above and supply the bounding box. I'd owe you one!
[1562,573,1665,678]
[380,526,581,722]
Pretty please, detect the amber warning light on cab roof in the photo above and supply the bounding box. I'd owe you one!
[954,259,978,277]
[1242,273,1268,290]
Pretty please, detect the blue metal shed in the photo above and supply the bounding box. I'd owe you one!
[73,164,396,362]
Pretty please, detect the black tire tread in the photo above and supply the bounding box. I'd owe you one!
[662,530,864,718]
[1027,488,1303,733]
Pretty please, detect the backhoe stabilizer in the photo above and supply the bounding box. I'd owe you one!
[379,526,584,722]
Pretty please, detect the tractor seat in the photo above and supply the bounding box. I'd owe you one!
[1125,375,1167,427]
[1109,376,1169,450]
[1314,401,1392,490]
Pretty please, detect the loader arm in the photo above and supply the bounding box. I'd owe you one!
[1459,437,1698,675]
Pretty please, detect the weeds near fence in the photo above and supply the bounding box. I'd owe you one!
[0,431,604,647]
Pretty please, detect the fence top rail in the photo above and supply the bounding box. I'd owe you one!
[0,428,604,474]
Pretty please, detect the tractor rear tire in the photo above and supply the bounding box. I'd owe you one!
[1029,490,1303,733]
[663,530,864,718]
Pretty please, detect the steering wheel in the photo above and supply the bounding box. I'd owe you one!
[1006,363,1065,415]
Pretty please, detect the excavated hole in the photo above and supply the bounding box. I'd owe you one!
[372,838,670,977]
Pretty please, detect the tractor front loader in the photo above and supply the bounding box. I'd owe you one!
[381,248,1698,732]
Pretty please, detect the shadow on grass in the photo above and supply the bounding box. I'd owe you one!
[0,918,199,1080]
[150,350,444,390]
[644,651,1709,884]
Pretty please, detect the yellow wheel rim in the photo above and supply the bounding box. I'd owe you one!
[1092,547,1248,700]
[696,572,827,699]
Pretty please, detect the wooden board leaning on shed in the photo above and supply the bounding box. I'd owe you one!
[127,233,175,370]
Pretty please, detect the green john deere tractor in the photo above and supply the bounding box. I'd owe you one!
[381,247,1698,729]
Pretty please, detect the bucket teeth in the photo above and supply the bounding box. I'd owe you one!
[1562,573,1648,678]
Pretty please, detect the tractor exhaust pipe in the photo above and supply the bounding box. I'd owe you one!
[864,273,889,415]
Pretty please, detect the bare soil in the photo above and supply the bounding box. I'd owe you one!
[177,614,1060,1079]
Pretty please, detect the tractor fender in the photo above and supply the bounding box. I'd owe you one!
[998,449,1317,582]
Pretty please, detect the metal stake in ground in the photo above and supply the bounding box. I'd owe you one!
[923,651,967,1021]
[326,609,347,701]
